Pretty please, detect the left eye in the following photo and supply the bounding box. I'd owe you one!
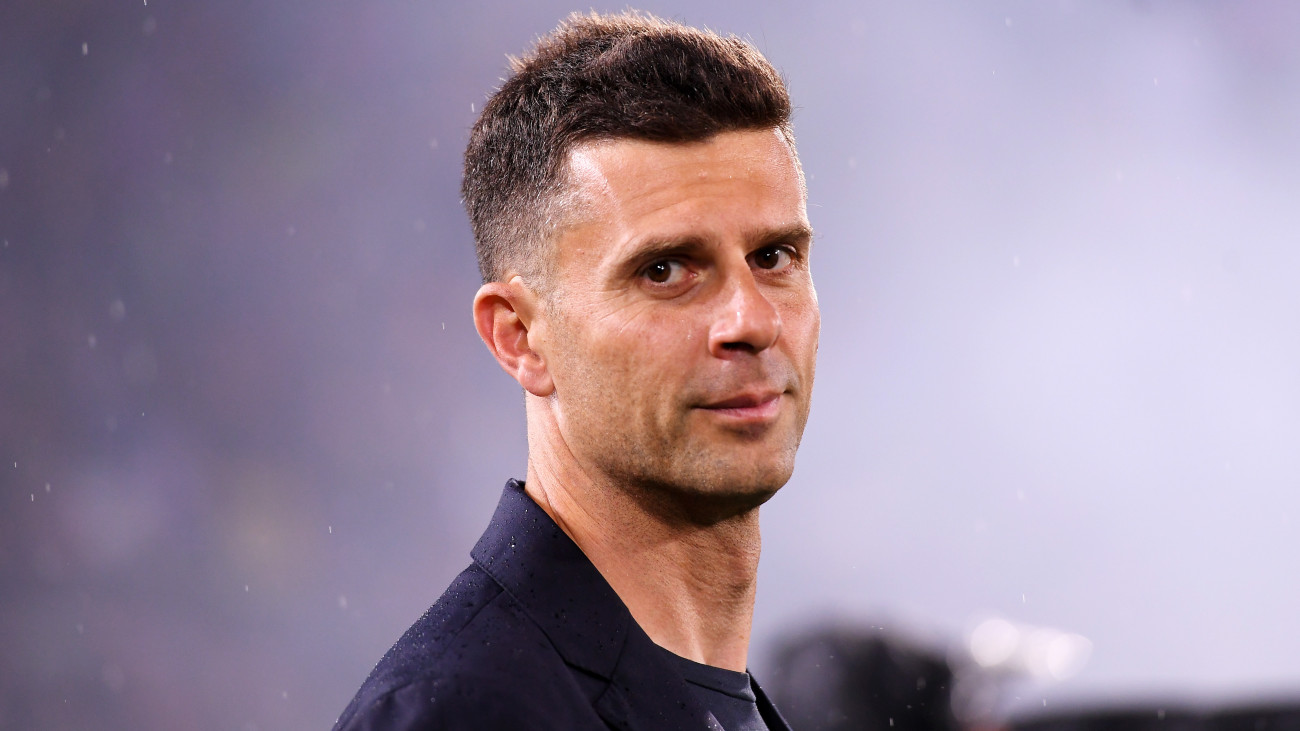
[751,247,793,271]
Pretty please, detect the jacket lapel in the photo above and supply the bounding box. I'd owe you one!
[470,481,738,730]
[471,480,627,679]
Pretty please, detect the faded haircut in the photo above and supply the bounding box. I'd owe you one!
[461,10,796,286]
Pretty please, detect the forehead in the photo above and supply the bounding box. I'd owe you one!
[562,128,804,210]
[550,129,807,272]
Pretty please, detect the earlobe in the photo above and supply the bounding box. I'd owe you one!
[472,279,555,397]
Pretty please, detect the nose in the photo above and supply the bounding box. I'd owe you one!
[707,269,782,357]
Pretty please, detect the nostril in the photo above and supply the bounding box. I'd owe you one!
[720,341,757,353]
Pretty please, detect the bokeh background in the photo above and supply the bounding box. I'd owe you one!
[4,1,1299,728]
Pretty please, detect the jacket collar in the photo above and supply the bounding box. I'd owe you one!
[469,481,720,729]
[470,480,789,731]
[470,479,629,679]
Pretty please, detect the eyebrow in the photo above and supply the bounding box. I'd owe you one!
[620,236,709,267]
[755,223,815,250]
[621,223,815,266]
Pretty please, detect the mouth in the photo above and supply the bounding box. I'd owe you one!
[697,391,784,422]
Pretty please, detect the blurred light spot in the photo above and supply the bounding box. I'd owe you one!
[109,299,126,322]
[970,618,1019,667]
[969,617,1093,680]
[142,16,157,35]
[1045,633,1092,679]
[81,43,89,55]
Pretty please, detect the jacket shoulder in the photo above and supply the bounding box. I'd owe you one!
[333,667,600,731]
[333,563,607,730]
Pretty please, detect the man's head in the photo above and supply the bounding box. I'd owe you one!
[468,12,818,521]
[462,10,797,288]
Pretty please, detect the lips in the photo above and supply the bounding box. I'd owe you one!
[703,392,780,409]
[698,391,784,420]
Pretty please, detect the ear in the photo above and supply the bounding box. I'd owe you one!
[472,278,555,397]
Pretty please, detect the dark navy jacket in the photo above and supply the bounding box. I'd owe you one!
[333,480,791,730]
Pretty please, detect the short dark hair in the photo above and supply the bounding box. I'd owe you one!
[462,10,795,284]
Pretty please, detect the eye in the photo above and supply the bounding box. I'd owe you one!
[751,246,794,272]
[643,259,688,285]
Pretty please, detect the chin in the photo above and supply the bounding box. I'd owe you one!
[680,483,782,526]
[630,458,793,525]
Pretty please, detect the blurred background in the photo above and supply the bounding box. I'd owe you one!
[3,0,1299,728]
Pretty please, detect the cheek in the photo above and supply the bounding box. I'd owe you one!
[807,307,822,355]
[602,300,701,356]
[781,296,821,356]
[604,322,692,385]
[556,317,654,398]
[584,313,701,415]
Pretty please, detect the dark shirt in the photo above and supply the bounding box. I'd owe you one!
[333,480,791,731]
[661,648,772,731]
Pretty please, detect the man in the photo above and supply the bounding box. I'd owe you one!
[334,11,819,730]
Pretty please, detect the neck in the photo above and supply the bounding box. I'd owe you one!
[523,424,762,672]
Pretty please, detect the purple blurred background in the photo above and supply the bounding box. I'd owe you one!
[3,1,1299,728]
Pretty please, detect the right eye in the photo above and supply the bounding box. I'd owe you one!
[643,259,688,285]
